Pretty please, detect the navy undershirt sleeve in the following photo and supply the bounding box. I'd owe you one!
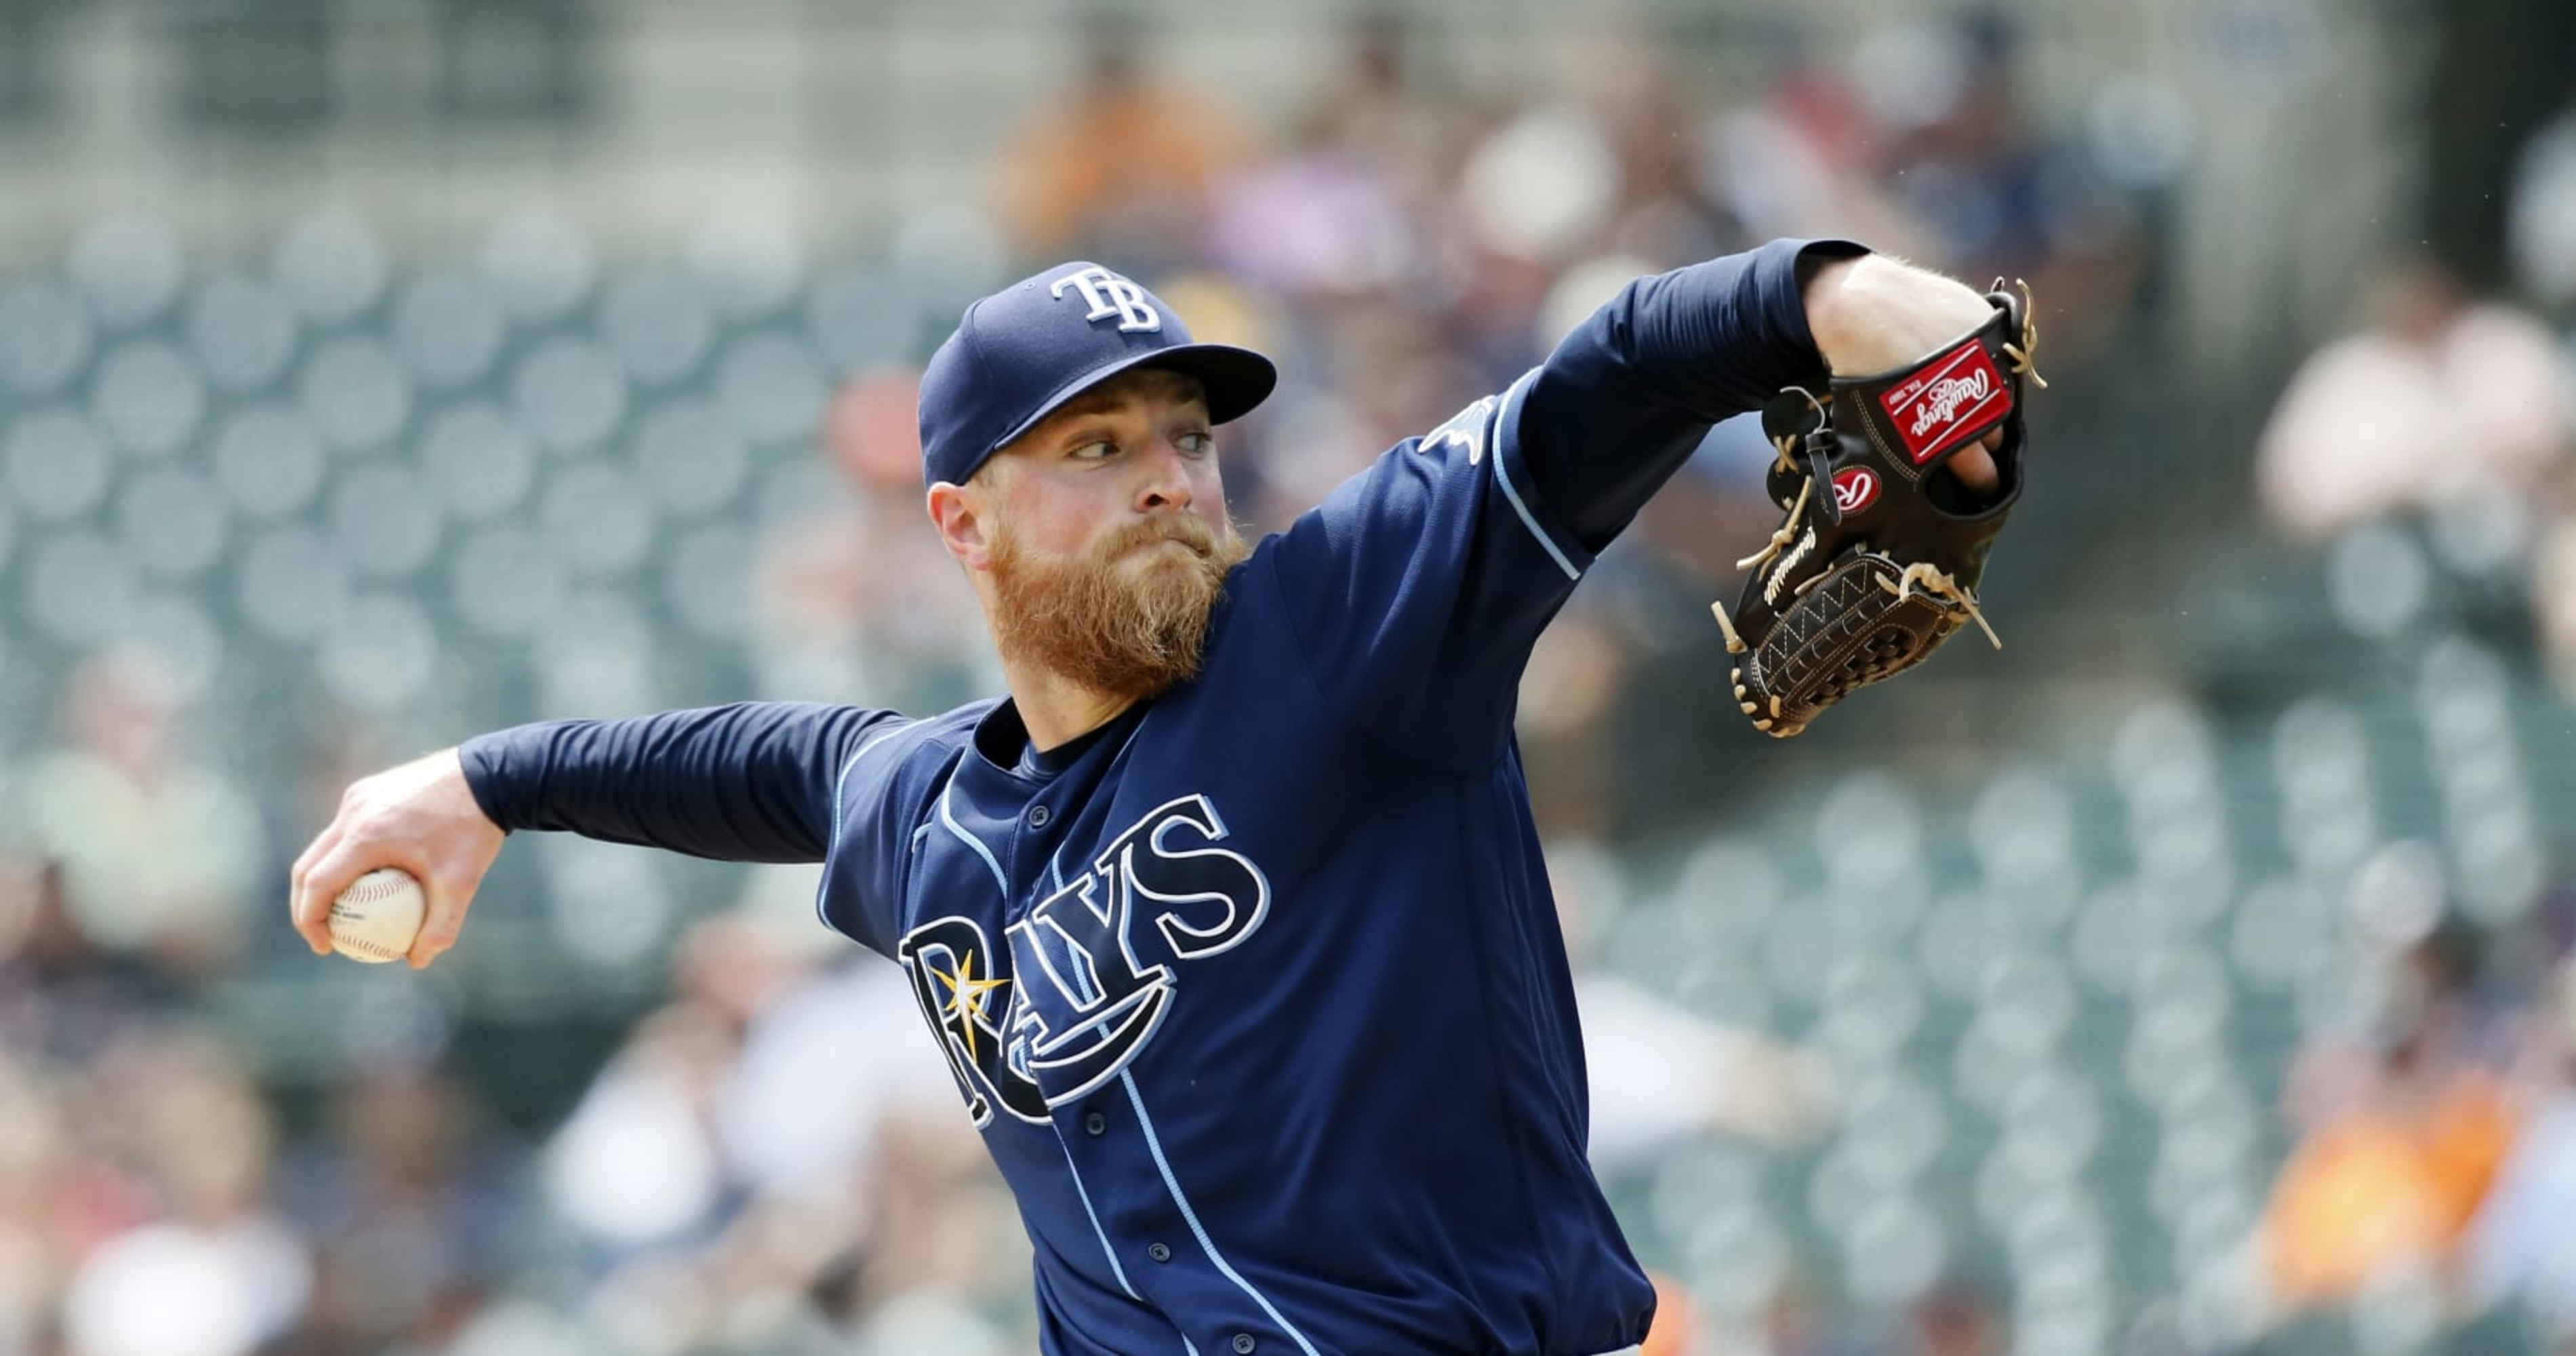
[1265,237,1870,768]
[457,702,901,864]
[1518,237,1866,551]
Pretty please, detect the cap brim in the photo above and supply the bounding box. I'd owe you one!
[1138,344,1278,425]
[990,342,1279,455]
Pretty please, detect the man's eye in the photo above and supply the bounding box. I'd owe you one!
[1070,439,1117,460]
[1177,432,1214,455]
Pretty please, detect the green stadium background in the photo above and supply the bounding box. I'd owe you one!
[3,3,2574,1354]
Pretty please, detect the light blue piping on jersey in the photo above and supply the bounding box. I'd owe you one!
[938,781,1011,894]
[1120,1070,1323,1356]
[828,726,1173,1317]
[815,722,918,928]
[1488,367,1582,583]
[1042,854,1149,1309]
[1050,1117,1142,1301]
[917,721,1287,1354]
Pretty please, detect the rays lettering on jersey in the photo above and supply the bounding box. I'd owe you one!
[1049,265,1161,334]
[896,795,1270,1127]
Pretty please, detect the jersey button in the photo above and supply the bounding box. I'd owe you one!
[1146,1242,1172,1262]
[1083,1111,1106,1136]
[1028,804,1051,827]
[1231,1336,1257,1354]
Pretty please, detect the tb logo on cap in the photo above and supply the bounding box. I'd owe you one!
[1049,266,1161,334]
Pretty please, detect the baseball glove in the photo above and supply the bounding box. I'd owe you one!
[1710,281,2042,737]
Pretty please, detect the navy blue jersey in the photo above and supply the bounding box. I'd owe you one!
[462,239,1855,1356]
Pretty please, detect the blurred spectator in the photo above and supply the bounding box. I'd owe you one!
[2255,254,2571,544]
[2522,478,2576,699]
[544,997,743,1259]
[2508,97,2576,313]
[1754,1271,1872,1356]
[1294,10,1464,193]
[9,650,264,979]
[275,1067,525,1353]
[60,1029,310,1356]
[843,1106,1025,1356]
[2256,913,2519,1313]
[1551,841,1835,1172]
[708,868,967,1203]
[0,1049,66,1356]
[2465,958,2576,1338]
[1579,967,1836,1170]
[759,367,997,710]
[1516,613,1632,841]
[0,857,163,1067]
[991,13,1255,271]
[2514,521,2576,701]
[542,903,1007,1349]
[1202,15,1446,306]
[1901,1272,2007,1356]
[1640,1269,1709,1356]
[1845,12,2150,357]
[1699,34,1936,257]
[542,993,753,1349]
[1567,33,1750,268]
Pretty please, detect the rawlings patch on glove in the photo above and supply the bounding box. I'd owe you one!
[1711,281,2041,737]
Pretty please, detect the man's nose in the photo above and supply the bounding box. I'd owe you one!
[1135,437,1195,513]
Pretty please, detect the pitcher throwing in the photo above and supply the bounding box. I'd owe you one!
[291,239,2034,1356]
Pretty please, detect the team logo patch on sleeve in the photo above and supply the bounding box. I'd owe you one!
[1877,338,2008,465]
[1422,394,1497,465]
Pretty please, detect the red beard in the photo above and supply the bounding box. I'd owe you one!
[986,513,1252,700]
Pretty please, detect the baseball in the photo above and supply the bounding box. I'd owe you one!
[329,868,428,964]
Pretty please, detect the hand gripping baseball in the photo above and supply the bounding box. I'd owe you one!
[289,749,506,969]
[1710,265,2042,737]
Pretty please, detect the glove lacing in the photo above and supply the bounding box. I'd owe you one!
[1998,278,2047,390]
[1731,385,1827,597]
[1886,561,2002,650]
[1710,599,1747,655]
[1735,474,1813,576]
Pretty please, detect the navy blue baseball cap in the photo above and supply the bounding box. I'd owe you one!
[918,262,1278,487]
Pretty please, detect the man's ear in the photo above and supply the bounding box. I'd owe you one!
[927,481,996,572]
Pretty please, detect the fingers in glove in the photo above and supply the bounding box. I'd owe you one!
[1949,428,2003,495]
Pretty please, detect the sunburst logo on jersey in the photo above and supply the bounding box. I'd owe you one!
[930,949,1011,1062]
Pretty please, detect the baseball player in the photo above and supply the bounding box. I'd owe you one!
[291,239,2030,1356]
